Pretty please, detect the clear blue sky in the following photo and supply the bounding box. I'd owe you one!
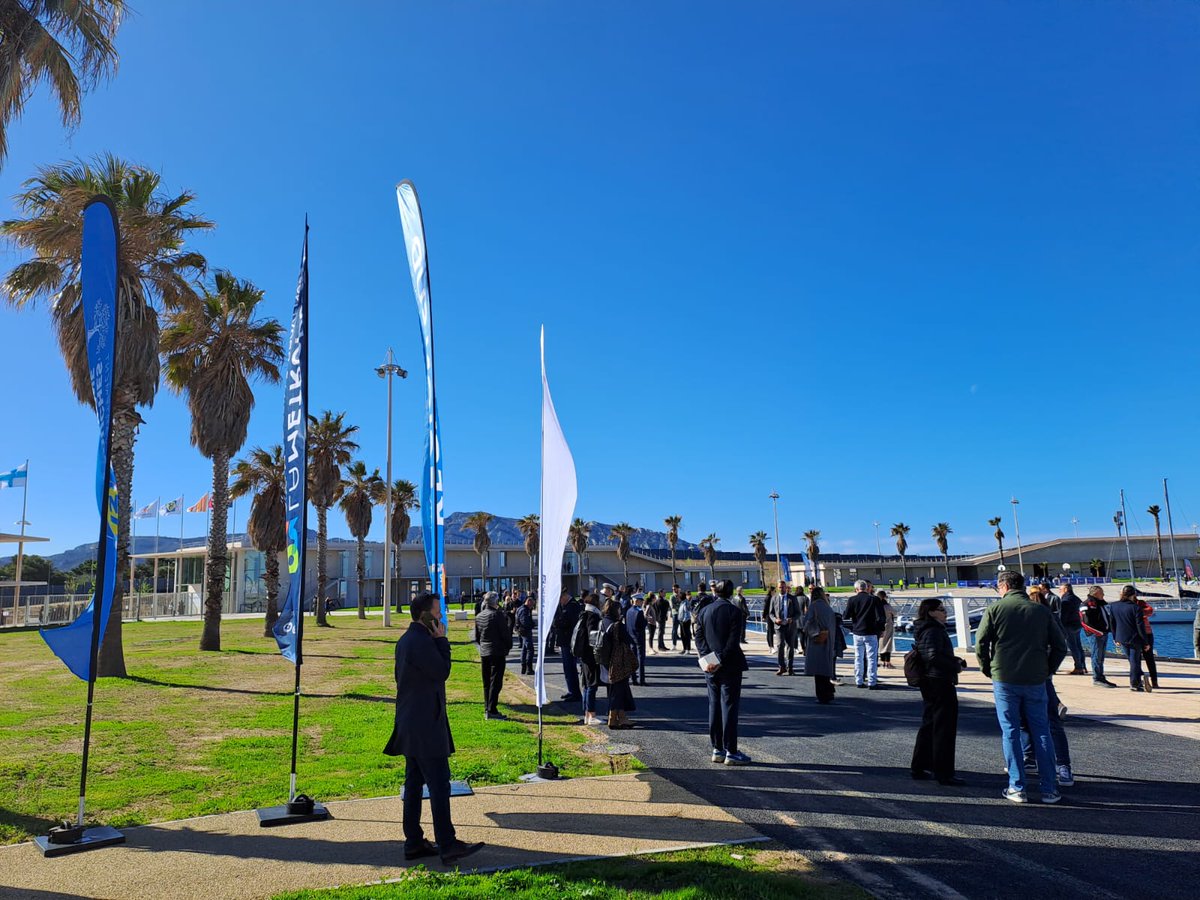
[1,1,1198,559]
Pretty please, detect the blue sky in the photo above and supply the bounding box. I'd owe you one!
[1,1,1198,558]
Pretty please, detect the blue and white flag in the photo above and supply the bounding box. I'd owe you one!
[159,496,183,517]
[41,197,119,681]
[396,181,445,620]
[274,224,309,664]
[0,463,27,490]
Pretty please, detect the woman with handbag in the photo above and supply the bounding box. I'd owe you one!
[599,598,638,729]
[801,586,837,703]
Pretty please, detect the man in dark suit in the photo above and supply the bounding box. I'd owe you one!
[767,581,800,675]
[384,593,484,866]
[695,580,752,765]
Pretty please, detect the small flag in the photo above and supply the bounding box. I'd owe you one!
[188,494,212,513]
[160,496,183,516]
[134,499,158,519]
[0,463,28,490]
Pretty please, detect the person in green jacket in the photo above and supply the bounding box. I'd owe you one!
[975,570,1069,804]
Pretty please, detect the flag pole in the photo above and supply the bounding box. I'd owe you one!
[178,494,185,604]
[12,459,29,623]
[154,500,160,603]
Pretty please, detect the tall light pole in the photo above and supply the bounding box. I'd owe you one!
[873,521,882,579]
[1010,496,1025,577]
[376,349,407,626]
[769,491,782,583]
[1071,516,1079,539]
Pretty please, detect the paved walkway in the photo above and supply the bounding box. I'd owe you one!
[0,773,761,900]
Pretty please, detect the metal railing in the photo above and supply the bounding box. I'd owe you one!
[1,589,270,628]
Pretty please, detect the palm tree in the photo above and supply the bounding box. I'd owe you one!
[1146,505,1166,580]
[0,1,125,166]
[517,513,540,592]
[749,530,768,588]
[2,155,213,675]
[162,272,283,651]
[338,461,386,619]
[931,523,953,587]
[1089,558,1105,578]
[569,517,590,594]
[307,411,359,626]
[700,533,720,583]
[389,479,418,608]
[610,522,634,586]
[988,516,1006,566]
[464,512,493,593]
[230,445,286,638]
[803,530,821,586]
[891,523,911,584]
[664,515,682,586]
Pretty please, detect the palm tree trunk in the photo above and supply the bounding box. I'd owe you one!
[1154,523,1166,579]
[394,546,403,614]
[900,554,908,584]
[998,541,1005,566]
[200,449,231,650]
[263,551,280,637]
[669,549,677,586]
[98,402,138,678]
[356,537,366,619]
[528,555,534,593]
[622,559,629,586]
[479,552,486,594]
[316,506,329,626]
[944,554,950,588]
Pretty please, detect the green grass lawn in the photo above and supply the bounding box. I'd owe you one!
[271,842,866,900]
[0,615,636,844]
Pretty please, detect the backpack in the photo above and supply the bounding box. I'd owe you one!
[594,619,616,668]
[570,614,592,658]
[904,647,925,687]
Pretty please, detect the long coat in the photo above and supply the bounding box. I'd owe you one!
[801,597,837,678]
[383,621,454,758]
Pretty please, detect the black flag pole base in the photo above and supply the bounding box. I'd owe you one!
[256,794,331,827]
[520,761,562,783]
[34,823,125,857]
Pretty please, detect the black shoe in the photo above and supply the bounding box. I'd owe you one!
[560,693,582,702]
[485,710,508,720]
[440,839,485,865]
[868,684,881,691]
[404,838,439,860]
[856,683,867,689]
[911,769,933,780]
[937,775,967,786]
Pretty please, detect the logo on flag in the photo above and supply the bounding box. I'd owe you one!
[188,494,212,513]
[160,496,183,516]
[134,499,158,519]
[0,463,28,490]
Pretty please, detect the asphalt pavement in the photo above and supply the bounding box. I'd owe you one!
[523,639,1200,900]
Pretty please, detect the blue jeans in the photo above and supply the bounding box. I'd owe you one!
[853,634,879,686]
[582,684,599,716]
[560,645,581,697]
[1021,679,1071,768]
[1125,643,1144,688]
[1090,632,1109,681]
[993,681,1056,794]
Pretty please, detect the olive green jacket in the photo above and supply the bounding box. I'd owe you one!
[975,591,1069,685]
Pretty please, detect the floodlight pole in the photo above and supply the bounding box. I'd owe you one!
[377,349,407,627]
[769,491,782,582]
[1010,497,1025,578]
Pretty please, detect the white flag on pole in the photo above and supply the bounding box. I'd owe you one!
[535,326,577,708]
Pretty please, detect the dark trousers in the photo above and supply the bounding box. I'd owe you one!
[1144,637,1159,685]
[814,675,836,704]
[679,622,692,653]
[1065,627,1086,671]
[559,644,581,697]
[671,616,679,647]
[655,619,668,650]
[481,654,505,712]
[1125,643,1144,688]
[777,640,794,672]
[911,677,958,778]
[403,754,455,851]
[706,673,743,754]
[520,635,536,673]
[634,637,647,684]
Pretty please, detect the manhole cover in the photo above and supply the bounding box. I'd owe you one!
[582,741,639,755]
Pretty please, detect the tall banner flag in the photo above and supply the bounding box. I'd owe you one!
[274,224,310,665]
[396,181,445,619]
[40,198,119,683]
[0,462,27,489]
[535,327,577,708]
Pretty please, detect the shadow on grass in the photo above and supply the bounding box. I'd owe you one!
[0,807,64,844]
[127,675,392,704]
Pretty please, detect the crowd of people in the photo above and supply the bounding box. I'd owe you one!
[387,571,1180,860]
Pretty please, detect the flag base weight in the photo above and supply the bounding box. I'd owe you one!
[256,798,330,827]
[520,762,562,783]
[34,825,125,857]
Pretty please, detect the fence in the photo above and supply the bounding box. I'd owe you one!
[0,588,259,629]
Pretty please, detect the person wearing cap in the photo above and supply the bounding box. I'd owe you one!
[473,591,512,720]
[626,593,649,685]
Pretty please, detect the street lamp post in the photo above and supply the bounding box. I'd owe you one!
[1010,496,1025,577]
[1071,516,1079,539]
[376,349,407,627]
[769,491,782,584]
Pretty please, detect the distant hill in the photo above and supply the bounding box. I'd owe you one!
[2,513,699,568]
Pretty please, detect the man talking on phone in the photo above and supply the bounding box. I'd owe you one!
[384,592,484,866]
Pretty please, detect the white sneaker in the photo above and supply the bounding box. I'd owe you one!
[1056,765,1074,787]
[1003,787,1027,803]
[584,715,601,726]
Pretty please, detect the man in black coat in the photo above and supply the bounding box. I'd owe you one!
[695,580,752,765]
[474,591,511,719]
[384,593,483,865]
[551,588,583,701]
[843,579,885,688]
[515,595,537,675]
[1109,585,1150,690]
[625,594,648,685]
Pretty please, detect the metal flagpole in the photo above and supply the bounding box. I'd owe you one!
[1120,490,1137,587]
[1164,478,1181,594]
[178,495,185,604]
[13,460,29,624]
[1010,497,1025,577]
[154,500,160,605]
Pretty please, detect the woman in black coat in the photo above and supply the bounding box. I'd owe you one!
[910,597,966,786]
[600,598,637,729]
